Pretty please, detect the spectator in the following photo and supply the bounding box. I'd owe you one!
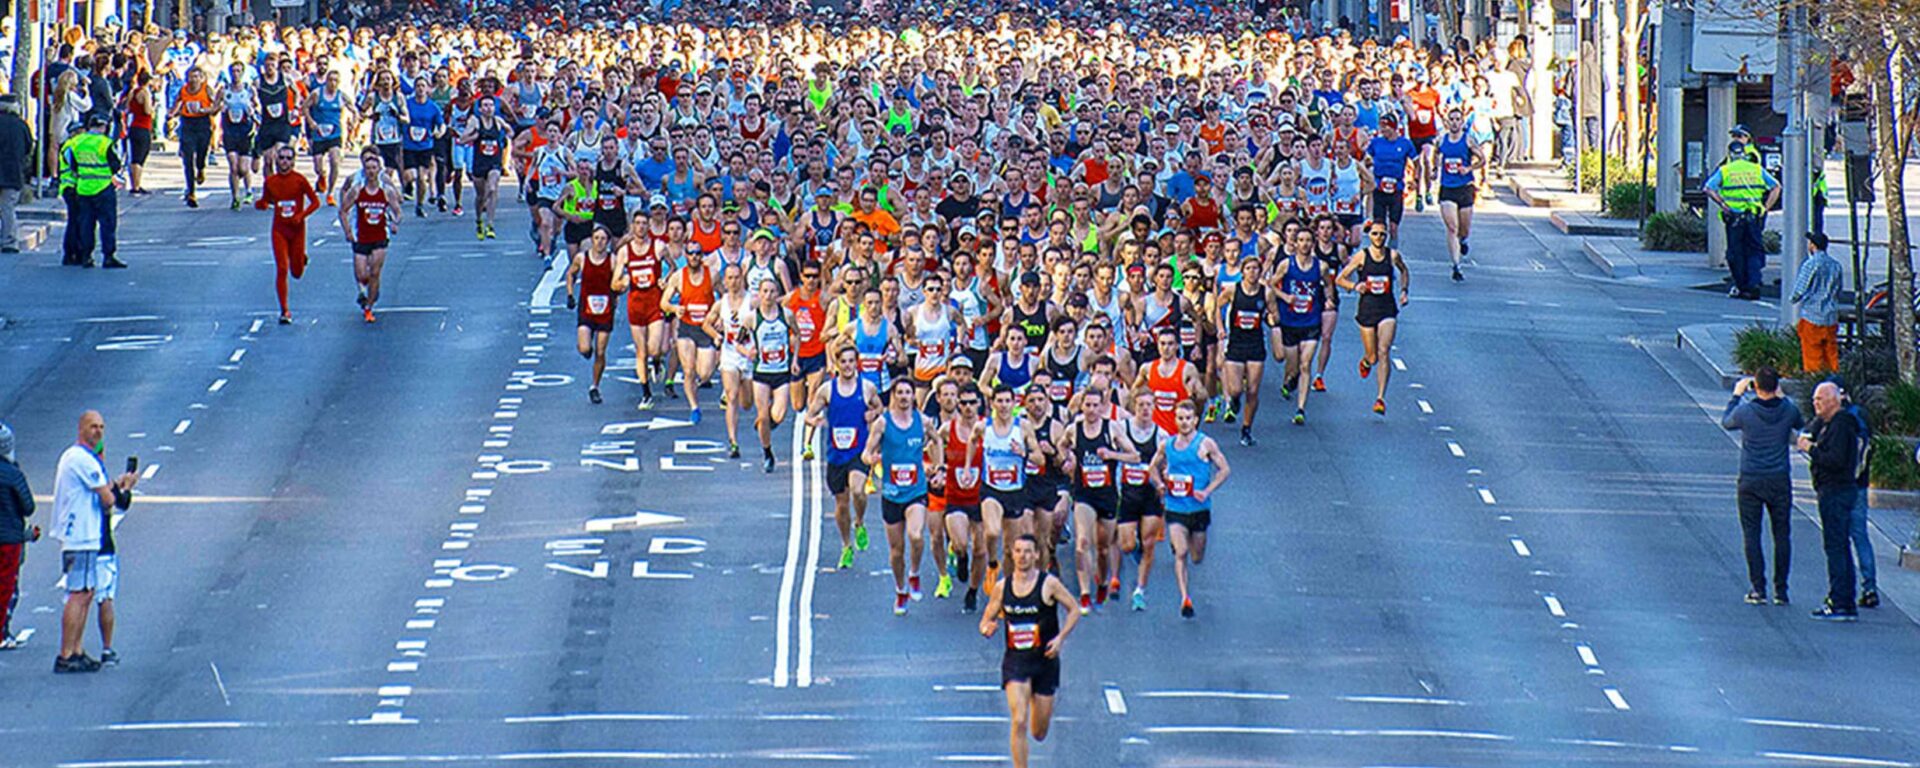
[1722,366,1803,606]
[1837,380,1879,609]
[0,422,34,651]
[1799,382,1863,620]
[0,95,33,254]
[52,411,135,673]
[1791,231,1842,373]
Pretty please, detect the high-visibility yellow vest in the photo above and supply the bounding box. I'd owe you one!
[1719,159,1767,214]
[60,133,113,197]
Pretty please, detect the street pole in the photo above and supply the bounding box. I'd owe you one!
[1706,76,1735,269]
[1529,0,1555,161]
[1654,2,1683,214]
[1779,3,1807,327]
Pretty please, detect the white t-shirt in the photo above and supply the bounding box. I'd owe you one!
[54,444,108,552]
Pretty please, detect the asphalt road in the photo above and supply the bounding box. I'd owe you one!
[2,166,1918,768]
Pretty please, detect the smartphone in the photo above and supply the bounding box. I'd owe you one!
[126,455,139,475]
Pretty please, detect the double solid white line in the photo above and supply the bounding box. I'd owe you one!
[774,423,825,688]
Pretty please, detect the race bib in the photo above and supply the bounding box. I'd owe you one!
[276,200,296,218]
[1179,327,1197,348]
[1234,310,1260,330]
[796,313,817,340]
[375,122,398,143]
[1289,293,1313,313]
[1121,463,1150,486]
[228,106,246,122]
[319,122,339,138]
[1334,198,1358,214]
[1444,158,1467,175]
[409,126,427,142]
[1154,389,1176,412]
[586,295,609,314]
[1364,276,1390,295]
[1168,473,1194,498]
[1378,176,1399,194]
[522,103,538,119]
[365,207,385,225]
[266,102,284,119]
[918,341,946,360]
[1416,108,1434,124]
[858,354,884,373]
[954,467,980,489]
[630,266,655,290]
[760,347,789,366]
[1083,465,1110,488]
[889,463,919,488]
[831,427,857,450]
[1046,381,1071,402]
[988,465,1018,487]
[1008,621,1040,650]
[480,139,499,155]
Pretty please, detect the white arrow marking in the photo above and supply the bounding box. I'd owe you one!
[585,510,686,533]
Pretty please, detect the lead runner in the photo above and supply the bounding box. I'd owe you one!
[979,533,1081,768]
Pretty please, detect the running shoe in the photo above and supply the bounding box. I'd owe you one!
[1279,385,1292,400]
[242,191,254,205]
[363,307,376,323]
[894,592,909,616]
[802,446,815,461]
[1131,588,1146,612]
[955,550,970,583]
[230,198,241,211]
[855,524,870,552]
[1180,597,1195,619]
[984,561,1000,589]
[689,407,702,425]
[1311,376,1326,392]
[764,455,776,473]
[1239,425,1253,446]
[1203,399,1218,423]
[53,654,101,674]
[1221,404,1237,423]
[1372,398,1386,415]
[1744,591,1765,605]
[1359,357,1373,378]
[279,312,292,325]
[1460,239,1470,255]
[325,193,336,207]
[98,648,118,667]
[185,194,199,208]
[1078,593,1093,615]
[589,387,602,404]
[1451,266,1464,282]
[935,574,953,599]
[485,225,497,239]
[1107,577,1121,602]
[453,205,464,217]
[729,442,740,459]
[963,588,978,613]
[909,575,923,601]
[1774,593,1791,606]
[838,546,854,570]
[1096,581,1109,605]
[1293,408,1306,425]
[436,197,448,213]
[415,204,425,218]
[638,395,655,411]
[1810,606,1858,622]
[477,225,486,241]
[1862,590,1881,608]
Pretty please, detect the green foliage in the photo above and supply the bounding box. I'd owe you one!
[1868,435,1920,490]
[1840,340,1899,388]
[1565,150,1638,194]
[1602,182,1655,219]
[1642,211,1706,252]
[1880,382,1920,436]
[1731,323,1802,377]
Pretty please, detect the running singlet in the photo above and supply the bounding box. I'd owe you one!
[578,253,616,324]
[753,309,791,374]
[944,422,983,508]
[1438,134,1475,189]
[1162,433,1213,513]
[1001,570,1060,658]
[825,378,869,466]
[912,307,953,382]
[996,350,1035,393]
[853,314,890,390]
[880,411,929,503]
[677,265,715,325]
[786,292,827,359]
[1144,359,1188,434]
[1367,136,1416,195]
[353,182,390,245]
[1278,257,1324,327]
[983,417,1026,492]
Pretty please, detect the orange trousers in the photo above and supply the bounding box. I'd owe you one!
[1797,318,1838,374]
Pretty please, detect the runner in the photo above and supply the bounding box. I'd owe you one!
[1117,389,1167,611]
[938,384,988,611]
[978,533,1081,768]
[662,253,719,422]
[1366,115,1416,250]
[1435,107,1485,282]
[709,267,756,457]
[1059,385,1137,614]
[623,207,669,410]
[1021,387,1070,575]
[985,326,1040,395]
[743,278,798,472]
[1309,215,1349,392]
[1336,222,1411,415]
[863,379,933,616]
[980,384,1039,588]
[253,146,321,325]
[908,274,964,395]
[785,264,830,458]
[338,149,401,323]
[302,69,349,207]
[1221,255,1273,445]
[400,84,443,217]
[218,62,259,210]
[566,225,628,404]
[1134,328,1207,435]
[1273,228,1329,423]
[1151,400,1231,618]
[808,345,882,570]
[460,96,510,240]
[554,156,601,262]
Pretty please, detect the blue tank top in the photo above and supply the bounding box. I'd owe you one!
[1162,432,1213,513]
[1437,134,1475,189]
[880,411,928,502]
[1278,256,1323,328]
[311,91,343,139]
[996,351,1035,393]
[853,315,889,390]
[824,378,868,465]
[664,173,699,210]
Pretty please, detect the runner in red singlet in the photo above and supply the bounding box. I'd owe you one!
[338,149,401,323]
[623,209,670,410]
[568,225,627,405]
[1134,328,1205,434]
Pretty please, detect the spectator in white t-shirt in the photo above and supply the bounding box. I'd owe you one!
[51,411,135,674]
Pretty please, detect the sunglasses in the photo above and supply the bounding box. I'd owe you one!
[1369,231,1388,237]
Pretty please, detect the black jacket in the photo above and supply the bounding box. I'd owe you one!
[1808,411,1865,492]
[0,459,33,545]
[0,110,32,190]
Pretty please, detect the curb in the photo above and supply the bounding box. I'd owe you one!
[1676,323,1742,389]
[1552,209,1640,237]
[1581,237,1637,279]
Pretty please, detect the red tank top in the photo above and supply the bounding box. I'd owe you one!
[785,291,827,358]
[944,421,983,507]
[578,252,616,321]
[690,219,722,254]
[128,91,153,130]
[353,183,391,244]
[1145,359,1187,433]
[624,240,661,292]
[679,265,715,324]
[1184,196,1222,231]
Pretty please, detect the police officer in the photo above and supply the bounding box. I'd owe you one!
[59,114,124,269]
[1703,141,1779,300]
[1729,124,1763,164]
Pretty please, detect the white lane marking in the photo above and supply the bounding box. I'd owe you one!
[934,757,1012,763]
[459,504,485,515]
[1577,645,1600,667]
[503,714,692,724]
[1447,442,1465,458]
[209,379,228,393]
[395,640,427,650]
[1743,719,1883,733]
[1337,695,1467,706]
[797,434,824,688]
[1392,358,1407,371]
[173,420,192,435]
[405,619,435,629]
[1603,688,1631,711]
[80,315,164,323]
[140,464,159,480]
[229,349,246,363]
[103,722,253,732]
[424,579,453,588]
[530,252,568,307]
[1139,690,1291,701]
[932,684,1003,693]
[1105,688,1129,716]
[354,712,415,725]
[1146,726,1511,741]
[387,662,419,672]
[1478,488,1497,505]
[1760,751,1915,767]
[1544,595,1566,617]
[1510,538,1531,557]
[773,423,805,689]
[1618,306,1666,315]
[58,761,226,768]
[1417,400,1433,414]
[249,319,264,334]
[377,686,412,698]
[209,662,231,706]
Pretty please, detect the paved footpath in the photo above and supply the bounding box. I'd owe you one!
[1,161,1918,767]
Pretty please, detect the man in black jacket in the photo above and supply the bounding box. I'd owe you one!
[0,422,35,650]
[0,95,33,253]
[1800,382,1864,620]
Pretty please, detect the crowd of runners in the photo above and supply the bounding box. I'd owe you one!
[79,6,1533,764]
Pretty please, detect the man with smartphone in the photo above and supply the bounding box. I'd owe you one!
[52,411,136,673]
[0,422,35,651]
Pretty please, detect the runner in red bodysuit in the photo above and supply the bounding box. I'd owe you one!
[255,146,320,324]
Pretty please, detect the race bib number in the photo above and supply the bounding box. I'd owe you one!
[1154,389,1176,413]
[1083,465,1110,488]
[918,341,946,360]
[375,122,398,143]
[1445,158,1467,175]
[1289,293,1314,313]
[409,126,427,142]
[1046,381,1071,402]
[276,200,296,218]
[795,313,817,341]
[954,467,980,489]
[1364,276,1390,295]
[319,122,339,138]
[760,347,789,367]
[889,463,919,488]
[1121,463,1150,486]
[1334,198,1358,214]
[1168,473,1195,498]
[1008,621,1040,650]
[480,139,499,156]
[586,295,609,315]
[522,103,538,119]
[988,466,1018,487]
[1234,310,1260,330]
[1378,176,1399,194]
[266,103,284,119]
[364,207,385,226]
[228,106,247,122]
[831,427,857,450]
[858,354,883,373]
[1179,327,1197,348]
[1416,108,1434,124]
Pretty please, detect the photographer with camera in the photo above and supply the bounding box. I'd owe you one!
[0,422,34,651]
[52,411,136,673]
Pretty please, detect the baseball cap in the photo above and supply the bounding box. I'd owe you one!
[1808,231,1830,250]
[1019,272,1043,286]
[0,421,13,463]
[1731,124,1752,138]
[648,195,668,209]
